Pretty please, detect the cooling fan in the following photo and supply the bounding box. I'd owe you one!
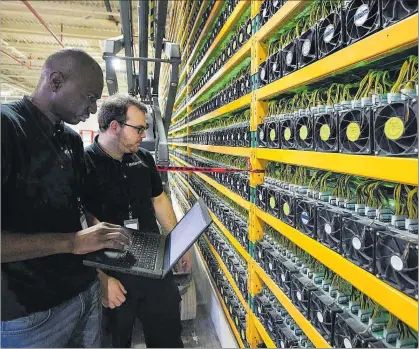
[339,107,373,154]
[297,25,318,68]
[238,225,249,250]
[256,184,269,211]
[280,116,295,149]
[333,312,376,348]
[268,50,282,83]
[238,24,246,46]
[255,294,272,320]
[345,0,381,45]
[265,249,282,279]
[231,33,239,54]
[237,315,247,345]
[242,176,250,200]
[318,8,346,58]
[375,230,418,299]
[257,123,268,147]
[241,124,251,147]
[266,308,283,336]
[245,18,252,41]
[275,258,299,296]
[255,240,273,267]
[266,117,281,148]
[260,0,271,25]
[267,186,281,218]
[295,112,314,149]
[382,0,417,27]
[244,71,252,94]
[221,49,227,64]
[309,290,343,345]
[290,274,317,316]
[259,59,270,87]
[317,207,351,253]
[279,190,296,227]
[281,40,298,75]
[296,198,318,238]
[374,100,418,156]
[341,217,379,273]
[314,111,339,152]
[270,0,283,16]
[276,325,300,348]
[236,269,248,298]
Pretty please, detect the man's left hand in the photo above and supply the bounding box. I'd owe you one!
[174,250,192,273]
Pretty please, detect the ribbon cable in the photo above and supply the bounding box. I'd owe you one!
[156,165,264,173]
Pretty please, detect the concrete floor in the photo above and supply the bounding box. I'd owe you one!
[132,304,221,348]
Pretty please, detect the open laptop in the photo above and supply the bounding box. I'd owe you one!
[83,199,212,279]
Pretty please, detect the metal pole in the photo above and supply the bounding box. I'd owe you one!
[152,0,168,95]
[21,0,65,48]
[119,0,135,95]
[138,0,149,99]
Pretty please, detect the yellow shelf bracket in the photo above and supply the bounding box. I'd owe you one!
[247,312,264,348]
[250,204,265,242]
[249,261,263,297]
[251,97,268,132]
[250,149,266,187]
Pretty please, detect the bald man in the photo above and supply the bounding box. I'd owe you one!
[1,48,130,348]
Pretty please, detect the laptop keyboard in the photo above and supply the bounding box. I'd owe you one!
[116,233,160,270]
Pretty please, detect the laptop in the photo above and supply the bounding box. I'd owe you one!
[83,199,212,279]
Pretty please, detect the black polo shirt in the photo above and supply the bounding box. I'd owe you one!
[1,97,96,320]
[84,136,163,233]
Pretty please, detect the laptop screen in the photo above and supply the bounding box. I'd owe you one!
[167,200,212,269]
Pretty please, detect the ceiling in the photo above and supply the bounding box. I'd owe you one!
[0,0,175,103]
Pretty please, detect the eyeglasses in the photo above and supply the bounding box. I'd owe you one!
[119,122,149,134]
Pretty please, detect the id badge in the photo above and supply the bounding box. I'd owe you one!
[124,218,139,230]
[80,213,88,230]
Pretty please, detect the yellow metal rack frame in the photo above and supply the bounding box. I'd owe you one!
[166,1,419,346]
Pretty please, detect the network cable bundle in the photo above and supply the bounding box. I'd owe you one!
[164,0,419,347]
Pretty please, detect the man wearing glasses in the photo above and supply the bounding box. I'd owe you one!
[84,94,189,348]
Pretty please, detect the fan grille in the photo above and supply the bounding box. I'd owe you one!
[382,0,418,27]
[281,40,298,75]
[341,217,377,273]
[296,198,317,238]
[318,10,346,58]
[295,115,314,149]
[279,191,296,226]
[339,108,373,154]
[376,230,418,299]
[280,118,296,149]
[316,207,345,252]
[346,0,381,45]
[297,26,318,68]
[374,101,418,156]
[314,112,339,152]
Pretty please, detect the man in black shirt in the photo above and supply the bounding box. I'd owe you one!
[1,49,130,348]
[84,94,190,348]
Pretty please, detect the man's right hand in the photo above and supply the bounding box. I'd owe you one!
[72,222,131,254]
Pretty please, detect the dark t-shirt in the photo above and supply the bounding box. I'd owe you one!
[1,97,96,320]
[84,137,165,285]
[84,136,163,233]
